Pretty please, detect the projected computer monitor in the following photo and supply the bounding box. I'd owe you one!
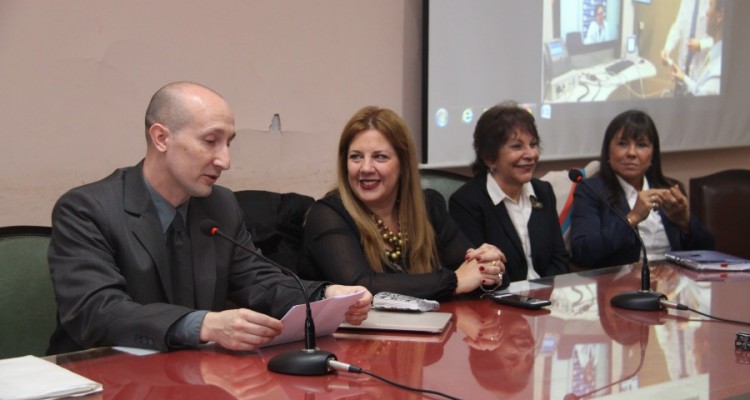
[554,0,624,66]
[544,39,572,80]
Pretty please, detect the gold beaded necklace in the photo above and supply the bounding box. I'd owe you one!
[374,217,407,262]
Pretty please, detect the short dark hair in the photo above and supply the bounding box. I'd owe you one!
[470,101,540,176]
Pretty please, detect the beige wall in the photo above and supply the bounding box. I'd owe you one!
[0,1,747,226]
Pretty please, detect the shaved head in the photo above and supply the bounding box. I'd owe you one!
[142,81,235,206]
[144,81,226,140]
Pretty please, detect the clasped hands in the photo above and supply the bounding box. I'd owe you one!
[455,304,504,351]
[201,285,371,351]
[455,243,506,295]
[628,185,690,230]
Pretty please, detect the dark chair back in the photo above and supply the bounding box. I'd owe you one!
[234,190,314,272]
[690,169,750,258]
[419,169,470,202]
[0,226,56,358]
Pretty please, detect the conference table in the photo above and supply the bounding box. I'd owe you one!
[48,262,750,399]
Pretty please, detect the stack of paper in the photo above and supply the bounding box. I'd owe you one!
[0,355,102,400]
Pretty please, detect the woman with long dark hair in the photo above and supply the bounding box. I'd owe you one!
[570,109,714,268]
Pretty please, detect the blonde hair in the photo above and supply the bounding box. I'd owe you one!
[336,106,439,274]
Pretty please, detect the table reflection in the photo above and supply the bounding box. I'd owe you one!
[60,348,284,399]
[45,263,749,399]
[330,330,450,400]
[454,300,539,396]
[546,263,712,398]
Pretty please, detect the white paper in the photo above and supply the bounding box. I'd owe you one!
[112,346,160,356]
[0,355,102,400]
[262,291,364,348]
[502,280,551,293]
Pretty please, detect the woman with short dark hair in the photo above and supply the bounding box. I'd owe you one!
[450,102,569,284]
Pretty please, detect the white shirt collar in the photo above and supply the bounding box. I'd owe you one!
[615,174,650,203]
[486,172,536,206]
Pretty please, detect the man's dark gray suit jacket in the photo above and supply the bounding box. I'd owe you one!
[47,162,324,354]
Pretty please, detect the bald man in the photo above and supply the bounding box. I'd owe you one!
[47,82,371,354]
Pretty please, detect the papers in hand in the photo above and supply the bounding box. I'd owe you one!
[0,355,102,400]
[372,292,439,312]
[262,290,364,348]
[665,250,750,272]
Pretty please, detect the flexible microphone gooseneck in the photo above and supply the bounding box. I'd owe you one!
[199,219,336,375]
[568,170,666,311]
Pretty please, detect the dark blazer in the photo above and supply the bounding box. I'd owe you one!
[298,190,471,300]
[47,162,323,354]
[569,175,715,268]
[449,175,569,283]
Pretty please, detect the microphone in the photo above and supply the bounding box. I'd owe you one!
[568,169,666,311]
[199,219,336,375]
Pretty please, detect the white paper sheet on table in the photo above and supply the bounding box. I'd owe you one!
[262,291,364,348]
[0,355,102,400]
[503,280,551,293]
[112,346,160,356]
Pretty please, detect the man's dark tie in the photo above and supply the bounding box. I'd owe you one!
[167,213,195,307]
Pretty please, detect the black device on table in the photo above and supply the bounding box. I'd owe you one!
[490,293,551,309]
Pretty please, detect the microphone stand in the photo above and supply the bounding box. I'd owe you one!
[199,220,336,375]
[568,170,666,311]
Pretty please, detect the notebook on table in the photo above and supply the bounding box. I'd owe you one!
[665,250,750,272]
[338,309,452,334]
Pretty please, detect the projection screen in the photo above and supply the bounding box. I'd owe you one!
[423,0,749,167]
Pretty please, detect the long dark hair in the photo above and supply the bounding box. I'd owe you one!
[598,110,678,204]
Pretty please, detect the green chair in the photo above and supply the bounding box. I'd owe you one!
[419,169,470,202]
[0,226,55,359]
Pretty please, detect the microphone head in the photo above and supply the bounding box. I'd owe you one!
[199,219,219,236]
[568,168,584,183]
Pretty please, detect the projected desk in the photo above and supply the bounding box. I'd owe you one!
[47,262,750,399]
[548,58,657,103]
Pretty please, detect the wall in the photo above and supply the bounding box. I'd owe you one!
[0,1,747,226]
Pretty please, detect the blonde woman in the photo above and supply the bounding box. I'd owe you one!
[298,106,504,299]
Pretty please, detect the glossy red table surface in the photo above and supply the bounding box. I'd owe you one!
[50,262,750,399]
